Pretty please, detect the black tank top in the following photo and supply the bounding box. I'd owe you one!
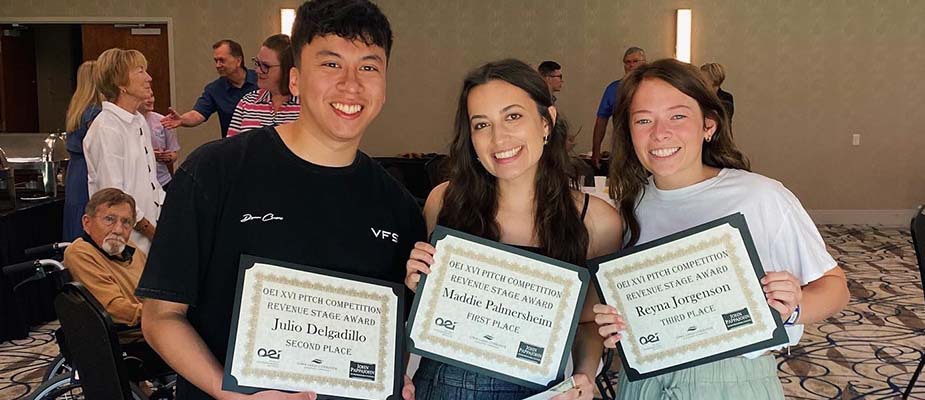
[508,193,590,256]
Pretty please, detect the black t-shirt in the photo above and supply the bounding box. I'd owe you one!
[135,127,426,400]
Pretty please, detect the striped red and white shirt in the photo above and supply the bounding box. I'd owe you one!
[226,89,300,137]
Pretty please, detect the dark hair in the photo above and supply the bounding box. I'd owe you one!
[537,61,561,76]
[290,0,393,67]
[263,34,294,96]
[439,59,588,266]
[213,39,245,63]
[609,58,749,246]
[86,188,137,221]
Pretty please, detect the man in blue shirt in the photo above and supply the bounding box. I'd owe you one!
[161,40,258,138]
[590,47,646,169]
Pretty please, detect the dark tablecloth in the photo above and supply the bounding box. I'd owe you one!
[0,197,64,342]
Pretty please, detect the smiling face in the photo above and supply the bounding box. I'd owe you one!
[139,95,155,113]
[629,78,716,190]
[213,44,240,77]
[120,64,153,103]
[468,80,554,184]
[289,35,386,146]
[255,46,283,92]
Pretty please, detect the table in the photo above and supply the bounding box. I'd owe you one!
[0,197,64,342]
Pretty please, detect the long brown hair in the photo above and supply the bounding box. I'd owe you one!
[439,59,588,266]
[609,58,749,246]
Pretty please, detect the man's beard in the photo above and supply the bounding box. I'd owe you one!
[102,234,127,256]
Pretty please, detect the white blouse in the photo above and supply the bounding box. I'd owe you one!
[84,101,165,254]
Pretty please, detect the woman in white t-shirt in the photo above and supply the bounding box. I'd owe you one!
[593,59,849,399]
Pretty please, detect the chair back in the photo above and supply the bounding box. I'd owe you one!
[913,206,925,295]
[424,154,449,189]
[53,282,135,400]
[374,157,431,201]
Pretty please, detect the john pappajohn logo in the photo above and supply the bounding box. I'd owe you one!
[434,317,456,331]
[722,308,753,330]
[639,333,660,345]
[516,342,545,364]
[257,348,281,360]
[240,213,284,223]
[349,361,376,381]
[370,228,399,243]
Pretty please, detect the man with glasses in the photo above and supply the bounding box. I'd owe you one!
[538,60,563,104]
[161,39,258,138]
[64,188,172,380]
[64,188,148,326]
[226,34,300,137]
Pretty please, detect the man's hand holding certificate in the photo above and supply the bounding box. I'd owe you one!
[590,213,788,381]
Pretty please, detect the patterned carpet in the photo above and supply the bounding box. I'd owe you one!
[1,225,923,400]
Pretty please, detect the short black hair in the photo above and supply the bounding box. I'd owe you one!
[290,0,393,67]
[537,61,561,76]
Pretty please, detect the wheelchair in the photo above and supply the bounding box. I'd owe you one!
[3,244,176,399]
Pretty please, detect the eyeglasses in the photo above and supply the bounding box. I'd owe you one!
[97,214,135,230]
[546,74,563,79]
[252,57,281,74]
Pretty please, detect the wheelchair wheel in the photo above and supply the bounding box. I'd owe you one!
[41,354,72,381]
[28,372,148,400]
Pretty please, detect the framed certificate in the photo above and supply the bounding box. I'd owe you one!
[222,255,405,400]
[407,226,590,390]
[589,213,788,381]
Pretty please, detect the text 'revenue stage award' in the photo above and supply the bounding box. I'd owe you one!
[590,213,788,381]
[223,255,405,400]
[407,226,590,390]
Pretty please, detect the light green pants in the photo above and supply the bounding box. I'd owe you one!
[616,355,784,400]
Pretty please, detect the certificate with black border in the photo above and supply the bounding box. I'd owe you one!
[222,255,405,400]
[589,213,788,381]
[406,226,590,390]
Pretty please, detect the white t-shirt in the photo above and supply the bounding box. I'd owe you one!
[632,168,837,356]
[84,101,165,254]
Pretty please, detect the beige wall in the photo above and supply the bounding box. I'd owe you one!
[2,0,922,211]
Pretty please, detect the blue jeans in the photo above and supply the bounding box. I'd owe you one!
[413,358,541,400]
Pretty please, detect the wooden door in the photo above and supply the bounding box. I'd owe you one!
[0,25,39,132]
[81,24,170,115]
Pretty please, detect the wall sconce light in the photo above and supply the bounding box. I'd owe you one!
[675,9,692,63]
[281,8,296,35]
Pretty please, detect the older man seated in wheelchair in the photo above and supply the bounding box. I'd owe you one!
[61,188,172,392]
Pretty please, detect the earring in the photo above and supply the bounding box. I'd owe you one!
[543,134,549,145]
[705,135,713,143]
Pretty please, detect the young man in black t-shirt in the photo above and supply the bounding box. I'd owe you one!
[135,1,425,399]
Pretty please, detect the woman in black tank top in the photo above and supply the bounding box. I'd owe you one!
[404,60,624,400]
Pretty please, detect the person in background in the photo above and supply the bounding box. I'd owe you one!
[84,48,164,254]
[590,46,646,169]
[700,62,735,122]
[226,34,300,137]
[538,60,563,104]
[594,59,848,399]
[63,60,104,241]
[140,95,179,189]
[160,40,257,138]
[404,59,622,400]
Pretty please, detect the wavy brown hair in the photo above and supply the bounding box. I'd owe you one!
[609,58,750,246]
[439,59,588,266]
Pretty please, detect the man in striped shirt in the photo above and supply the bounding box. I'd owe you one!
[226,34,300,137]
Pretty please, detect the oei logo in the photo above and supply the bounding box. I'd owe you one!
[639,333,660,345]
[434,317,456,331]
[257,348,281,360]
